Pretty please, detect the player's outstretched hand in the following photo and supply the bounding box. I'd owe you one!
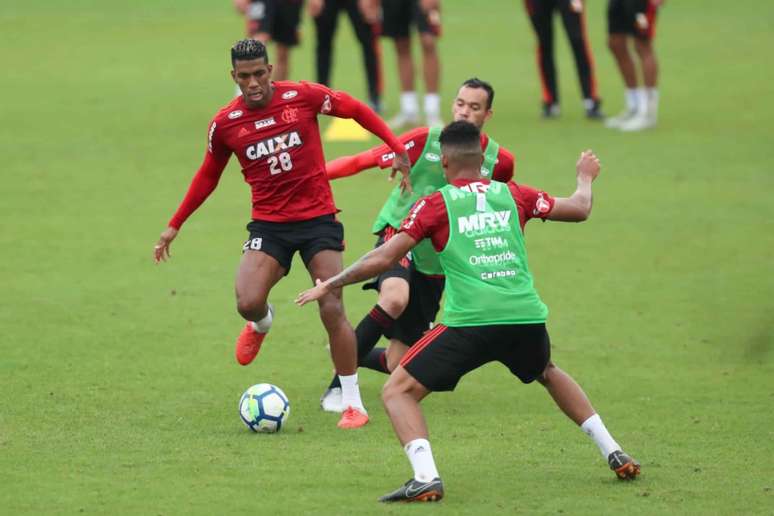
[389,151,412,194]
[358,0,380,23]
[295,279,330,306]
[576,150,601,182]
[307,0,324,17]
[154,227,178,263]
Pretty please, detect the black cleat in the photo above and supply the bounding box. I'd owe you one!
[378,478,444,503]
[608,450,641,480]
[586,99,605,120]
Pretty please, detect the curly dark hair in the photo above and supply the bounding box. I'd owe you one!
[230,39,269,66]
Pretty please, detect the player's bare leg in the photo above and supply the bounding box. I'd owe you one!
[538,361,640,480]
[273,44,290,81]
[320,275,408,412]
[234,250,286,365]
[619,37,659,131]
[389,37,420,128]
[606,34,640,128]
[385,339,409,373]
[419,32,442,127]
[380,366,443,502]
[307,250,368,428]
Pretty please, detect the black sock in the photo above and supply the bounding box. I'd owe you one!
[327,304,395,389]
[361,347,389,374]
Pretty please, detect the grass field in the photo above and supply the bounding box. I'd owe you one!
[1,0,773,514]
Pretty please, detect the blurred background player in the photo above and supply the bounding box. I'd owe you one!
[296,122,640,501]
[605,0,663,131]
[234,0,304,81]
[318,78,515,412]
[308,0,383,112]
[382,0,443,128]
[153,39,412,429]
[523,0,602,119]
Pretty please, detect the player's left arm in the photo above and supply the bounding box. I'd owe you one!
[546,150,600,222]
[296,232,417,305]
[304,82,412,191]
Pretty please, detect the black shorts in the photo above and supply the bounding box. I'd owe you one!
[246,0,303,46]
[381,0,441,38]
[243,214,344,273]
[607,0,658,40]
[401,323,551,392]
[362,230,445,345]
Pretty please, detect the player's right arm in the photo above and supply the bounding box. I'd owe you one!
[154,120,231,263]
[326,127,428,180]
[546,150,600,222]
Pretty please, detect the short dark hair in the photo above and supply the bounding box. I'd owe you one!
[461,77,494,110]
[231,39,269,66]
[439,121,481,153]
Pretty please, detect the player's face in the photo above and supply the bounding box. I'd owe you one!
[232,58,274,108]
[452,87,493,128]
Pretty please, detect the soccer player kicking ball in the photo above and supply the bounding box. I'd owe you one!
[153,39,411,430]
[297,121,640,501]
[319,78,515,413]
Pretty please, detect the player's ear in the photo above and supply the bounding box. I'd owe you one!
[267,63,274,77]
[230,69,237,82]
[441,154,449,169]
[484,109,493,123]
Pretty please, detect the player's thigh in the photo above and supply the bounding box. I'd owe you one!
[494,323,551,384]
[400,325,490,392]
[385,270,442,346]
[235,250,286,309]
[383,363,430,402]
[385,339,410,371]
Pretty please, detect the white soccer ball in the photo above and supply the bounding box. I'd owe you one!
[239,383,290,433]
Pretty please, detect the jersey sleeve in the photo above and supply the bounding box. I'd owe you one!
[301,81,405,155]
[371,127,428,169]
[509,182,555,221]
[167,118,231,229]
[492,147,515,182]
[399,192,447,250]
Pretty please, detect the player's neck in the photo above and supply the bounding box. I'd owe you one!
[448,169,483,183]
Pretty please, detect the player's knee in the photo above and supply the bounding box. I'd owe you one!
[419,34,436,54]
[317,296,345,326]
[607,36,625,54]
[236,298,266,320]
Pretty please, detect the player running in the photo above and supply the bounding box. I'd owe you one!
[318,78,515,412]
[297,121,640,501]
[153,39,411,430]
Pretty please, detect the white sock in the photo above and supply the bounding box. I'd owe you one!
[338,373,366,412]
[580,414,621,459]
[635,87,648,115]
[404,438,440,482]
[424,93,441,117]
[646,87,659,115]
[250,304,273,333]
[400,92,419,116]
[625,88,639,112]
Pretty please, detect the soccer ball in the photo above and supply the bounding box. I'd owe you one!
[239,383,290,433]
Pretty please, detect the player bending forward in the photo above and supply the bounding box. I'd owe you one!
[153,39,411,430]
[297,121,640,501]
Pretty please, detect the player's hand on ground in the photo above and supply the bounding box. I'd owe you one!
[576,150,601,182]
[390,151,412,194]
[154,227,178,263]
[295,279,330,306]
[307,0,324,17]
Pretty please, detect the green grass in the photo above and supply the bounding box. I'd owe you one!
[1,0,773,514]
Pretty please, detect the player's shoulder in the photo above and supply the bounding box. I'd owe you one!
[211,96,245,123]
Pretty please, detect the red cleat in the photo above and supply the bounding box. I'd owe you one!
[235,323,267,365]
[337,406,369,429]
